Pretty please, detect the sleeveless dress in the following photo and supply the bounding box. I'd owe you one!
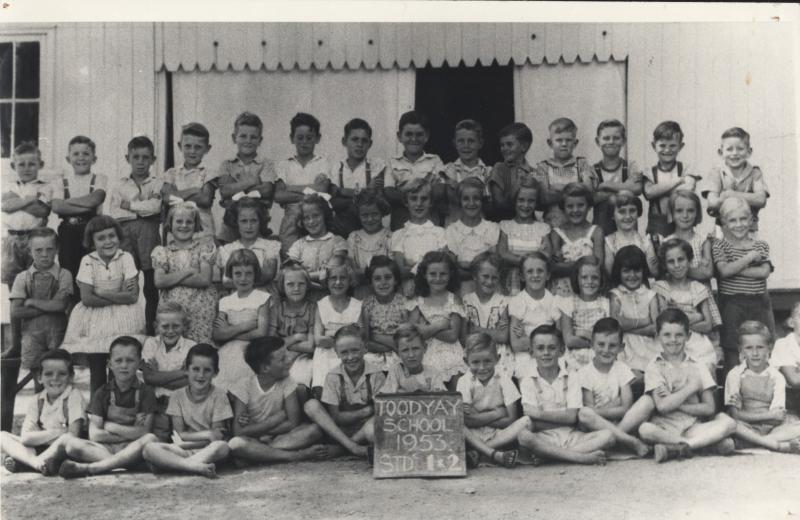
[557,295,610,371]
[362,293,404,370]
[407,293,467,380]
[552,225,597,296]
[215,289,271,391]
[276,300,316,387]
[611,286,661,372]
[499,219,551,295]
[664,231,723,328]
[313,296,363,387]
[462,291,514,379]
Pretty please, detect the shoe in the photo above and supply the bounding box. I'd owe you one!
[465,450,480,469]
[58,460,89,479]
[703,438,735,457]
[3,455,19,473]
[654,442,692,463]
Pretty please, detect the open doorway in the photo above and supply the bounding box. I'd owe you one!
[415,61,514,166]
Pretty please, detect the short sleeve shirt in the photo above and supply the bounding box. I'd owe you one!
[230,373,296,424]
[644,354,715,427]
[702,164,768,231]
[275,155,330,188]
[445,220,501,263]
[457,371,520,411]
[52,172,109,199]
[507,290,562,337]
[534,157,598,194]
[216,238,282,282]
[166,385,233,432]
[217,155,277,187]
[384,153,445,190]
[771,334,800,370]
[519,367,583,411]
[389,220,447,265]
[9,264,73,301]
[21,386,86,436]
[442,159,491,185]
[644,162,695,219]
[321,362,386,408]
[574,361,635,409]
[3,179,52,231]
[76,250,138,287]
[724,363,785,412]
[141,336,196,397]
[87,379,158,422]
[287,232,350,272]
[711,238,771,295]
[380,364,447,394]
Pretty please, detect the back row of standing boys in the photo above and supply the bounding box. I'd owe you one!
[2,108,797,478]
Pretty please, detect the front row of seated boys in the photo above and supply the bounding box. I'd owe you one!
[2,306,799,479]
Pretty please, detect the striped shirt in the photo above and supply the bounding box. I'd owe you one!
[712,238,771,295]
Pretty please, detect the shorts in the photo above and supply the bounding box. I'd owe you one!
[469,426,499,443]
[152,397,171,441]
[738,413,799,436]
[534,426,589,449]
[101,441,132,455]
[20,315,67,370]
[649,412,699,437]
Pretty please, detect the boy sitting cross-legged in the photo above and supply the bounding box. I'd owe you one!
[227,337,332,465]
[517,325,615,465]
[573,318,653,457]
[59,336,159,478]
[725,321,800,453]
[638,308,736,462]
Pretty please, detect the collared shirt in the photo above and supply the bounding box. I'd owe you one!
[643,162,695,220]
[507,289,562,337]
[457,370,520,411]
[21,386,86,436]
[442,159,491,185]
[520,366,582,411]
[347,228,392,270]
[702,163,769,230]
[163,164,216,237]
[3,178,52,232]
[445,219,500,263]
[142,335,196,398]
[76,249,138,288]
[330,158,387,190]
[216,238,282,284]
[321,361,386,408]
[380,363,447,394]
[217,155,276,186]
[9,263,73,301]
[287,232,349,272]
[87,377,158,422]
[275,155,330,188]
[230,373,297,424]
[107,174,164,221]
[644,353,715,425]
[51,171,109,199]
[384,153,445,190]
[166,385,233,432]
[771,334,800,370]
[389,220,446,265]
[534,156,598,193]
[724,363,786,412]
[574,360,635,409]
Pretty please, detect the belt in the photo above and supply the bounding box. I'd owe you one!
[62,215,93,225]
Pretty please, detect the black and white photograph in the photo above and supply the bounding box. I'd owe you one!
[0,2,798,519]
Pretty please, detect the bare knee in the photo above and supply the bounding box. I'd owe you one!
[517,429,538,449]
[142,442,164,461]
[715,413,737,434]
[139,433,158,446]
[228,436,249,453]
[516,416,533,430]
[209,440,230,459]
[598,429,616,449]
[577,407,597,425]
[638,422,656,441]
[63,436,84,457]
[303,399,323,416]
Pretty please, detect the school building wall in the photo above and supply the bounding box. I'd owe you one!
[1,22,798,289]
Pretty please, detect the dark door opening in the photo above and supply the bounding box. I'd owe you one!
[415,61,514,167]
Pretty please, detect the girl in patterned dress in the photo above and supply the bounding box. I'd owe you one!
[609,245,660,381]
[312,255,364,391]
[361,255,405,371]
[212,249,276,391]
[602,190,659,277]
[498,176,551,295]
[653,238,717,373]
[548,183,604,296]
[462,252,514,379]
[275,261,317,397]
[62,216,146,354]
[151,202,218,343]
[559,255,610,371]
[347,191,392,290]
[407,251,466,388]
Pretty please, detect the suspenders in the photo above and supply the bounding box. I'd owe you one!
[530,374,569,407]
[62,174,96,199]
[338,372,374,408]
[593,160,629,184]
[649,162,683,214]
[339,161,372,189]
[36,396,70,429]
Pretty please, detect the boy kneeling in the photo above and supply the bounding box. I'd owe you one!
[517,325,615,465]
[638,309,736,462]
[228,337,331,464]
[60,336,159,478]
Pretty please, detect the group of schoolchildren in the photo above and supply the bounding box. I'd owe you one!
[1,106,799,481]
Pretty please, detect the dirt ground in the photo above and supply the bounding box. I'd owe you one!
[2,369,799,520]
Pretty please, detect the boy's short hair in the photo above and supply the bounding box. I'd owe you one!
[225,248,262,280]
[109,335,143,358]
[234,112,263,133]
[164,202,203,234]
[548,117,578,136]
[721,127,751,146]
[592,317,623,342]
[354,189,390,216]
[36,348,74,376]
[156,301,189,323]
[290,112,321,136]
[68,135,97,153]
[127,136,155,155]
[28,227,59,246]
[453,119,483,140]
[276,260,311,297]
[457,177,486,204]
[656,308,690,334]
[185,343,219,373]
[652,121,684,143]
[498,122,532,146]
[365,255,402,291]
[610,245,651,287]
[334,324,363,344]
[668,190,702,226]
[469,251,502,280]
[737,320,774,348]
[82,215,124,250]
[244,336,286,373]
[398,110,430,133]
[393,323,425,346]
[344,118,372,139]
[180,122,210,143]
[610,190,643,216]
[558,182,593,209]
[570,255,606,294]
[464,332,497,359]
[596,119,626,139]
[658,237,695,270]
[529,324,563,345]
[230,196,272,238]
[718,196,751,221]
[13,141,41,159]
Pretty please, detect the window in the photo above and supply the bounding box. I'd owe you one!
[0,40,40,158]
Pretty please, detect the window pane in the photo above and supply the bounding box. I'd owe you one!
[1,102,10,158]
[0,43,12,99]
[14,102,38,148]
[15,42,40,99]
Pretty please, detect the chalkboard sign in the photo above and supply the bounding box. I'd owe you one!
[373,392,466,479]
